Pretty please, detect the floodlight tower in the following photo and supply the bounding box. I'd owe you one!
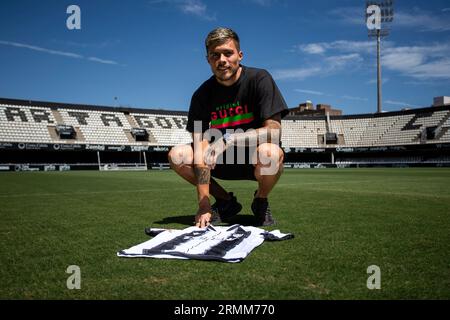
[366,0,394,113]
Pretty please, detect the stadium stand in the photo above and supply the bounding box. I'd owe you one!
[281,118,327,147]
[1,97,450,171]
[130,112,191,145]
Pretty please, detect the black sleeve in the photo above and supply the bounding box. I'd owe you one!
[186,91,209,133]
[256,70,289,121]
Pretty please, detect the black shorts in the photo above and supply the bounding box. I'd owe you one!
[212,163,256,181]
[212,145,257,181]
[191,143,284,181]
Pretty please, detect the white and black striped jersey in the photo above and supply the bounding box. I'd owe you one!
[118,224,294,263]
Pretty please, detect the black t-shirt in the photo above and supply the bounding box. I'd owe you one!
[186,65,289,134]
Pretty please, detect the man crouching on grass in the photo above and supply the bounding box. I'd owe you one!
[168,27,289,228]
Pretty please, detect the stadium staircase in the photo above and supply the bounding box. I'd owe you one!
[47,110,86,141]
[51,109,64,124]
[434,111,450,140]
[47,126,60,140]
[73,127,86,141]
[325,112,331,133]
[373,117,403,146]
[146,131,157,144]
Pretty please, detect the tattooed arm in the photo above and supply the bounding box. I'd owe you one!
[192,133,212,228]
[194,166,211,185]
[225,113,282,147]
[203,114,282,169]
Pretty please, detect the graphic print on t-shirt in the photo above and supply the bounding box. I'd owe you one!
[210,101,254,129]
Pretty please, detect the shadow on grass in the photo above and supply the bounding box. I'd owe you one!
[153,214,258,227]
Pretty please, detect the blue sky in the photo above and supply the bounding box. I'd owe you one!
[1,0,449,115]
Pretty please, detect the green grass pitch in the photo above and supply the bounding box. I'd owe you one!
[0,168,449,299]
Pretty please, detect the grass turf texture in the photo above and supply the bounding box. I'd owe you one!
[0,168,449,299]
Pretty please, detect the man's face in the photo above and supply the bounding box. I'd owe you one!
[207,39,243,86]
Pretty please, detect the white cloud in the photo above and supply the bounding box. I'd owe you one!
[330,6,450,32]
[0,40,83,59]
[407,58,450,80]
[300,43,326,55]
[273,67,321,80]
[0,40,120,65]
[325,53,363,71]
[328,6,362,25]
[87,57,119,65]
[293,39,450,81]
[180,0,206,16]
[273,54,362,81]
[331,40,378,54]
[383,51,425,72]
[395,10,450,32]
[247,0,275,6]
[341,95,368,102]
[149,0,216,21]
[385,100,421,108]
[295,40,383,56]
[274,52,363,81]
[294,89,325,95]
[382,44,450,79]
[52,39,121,49]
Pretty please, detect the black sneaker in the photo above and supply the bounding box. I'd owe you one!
[251,191,276,226]
[211,192,242,222]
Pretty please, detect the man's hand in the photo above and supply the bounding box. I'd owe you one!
[195,204,212,228]
[203,137,227,170]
